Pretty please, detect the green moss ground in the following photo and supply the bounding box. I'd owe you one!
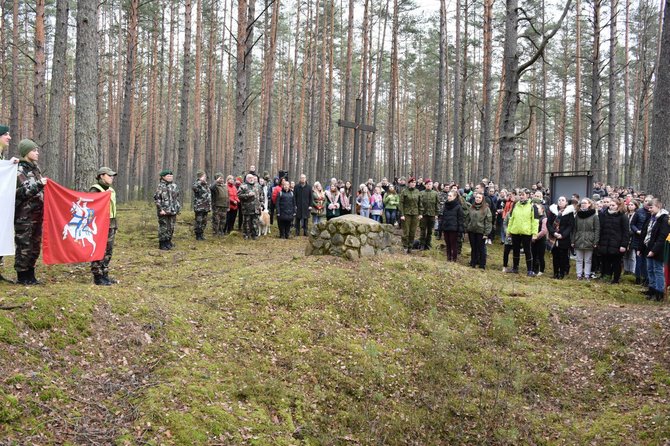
[0,203,668,445]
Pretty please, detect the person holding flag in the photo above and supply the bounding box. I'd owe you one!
[90,167,118,286]
[14,139,47,285]
[0,124,18,282]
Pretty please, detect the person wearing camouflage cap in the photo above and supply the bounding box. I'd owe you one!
[14,139,48,285]
[90,167,118,285]
[237,173,262,240]
[154,169,181,250]
[192,170,211,240]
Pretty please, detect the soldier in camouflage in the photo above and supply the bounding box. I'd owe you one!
[192,170,211,240]
[154,169,181,250]
[418,179,440,250]
[14,139,48,285]
[237,173,262,240]
[210,172,229,236]
[90,167,118,286]
[0,124,18,282]
[398,177,422,253]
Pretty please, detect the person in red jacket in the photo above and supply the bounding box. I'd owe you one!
[226,175,240,233]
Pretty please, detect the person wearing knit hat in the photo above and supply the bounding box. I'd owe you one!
[192,170,211,240]
[14,138,48,285]
[153,168,181,250]
[90,167,118,286]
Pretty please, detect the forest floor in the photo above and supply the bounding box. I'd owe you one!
[0,203,669,445]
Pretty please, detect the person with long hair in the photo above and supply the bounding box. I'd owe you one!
[623,200,639,274]
[465,192,492,269]
[439,190,464,261]
[598,198,630,284]
[325,184,342,220]
[383,185,399,225]
[548,196,575,279]
[507,189,539,276]
[311,181,326,225]
[640,198,670,300]
[572,198,600,281]
[531,202,548,276]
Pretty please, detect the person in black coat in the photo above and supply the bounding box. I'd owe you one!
[276,182,297,239]
[639,198,670,299]
[439,190,464,261]
[293,174,312,236]
[598,199,631,284]
[630,198,652,284]
[548,197,575,279]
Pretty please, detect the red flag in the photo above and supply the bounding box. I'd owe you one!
[42,180,111,265]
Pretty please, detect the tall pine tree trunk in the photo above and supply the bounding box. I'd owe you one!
[44,0,68,182]
[233,0,255,175]
[648,0,670,202]
[119,0,138,200]
[434,0,446,180]
[74,0,99,190]
[33,0,46,150]
[590,0,602,181]
[178,0,193,196]
[606,0,618,185]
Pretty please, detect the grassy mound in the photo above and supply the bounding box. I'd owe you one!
[0,204,668,445]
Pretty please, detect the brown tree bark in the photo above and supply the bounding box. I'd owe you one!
[33,0,46,151]
[74,0,99,190]
[178,0,193,195]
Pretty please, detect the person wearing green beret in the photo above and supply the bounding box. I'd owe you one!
[153,169,181,250]
[14,139,48,285]
[90,167,118,285]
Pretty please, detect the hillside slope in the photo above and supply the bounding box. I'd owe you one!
[1,204,668,445]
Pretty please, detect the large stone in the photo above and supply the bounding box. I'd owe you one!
[360,245,375,257]
[320,230,331,239]
[344,249,359,260]
[359,234,367,245]
[345,236,361,248]
[331,233,344,246]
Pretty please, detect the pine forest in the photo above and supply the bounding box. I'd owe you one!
[1,0,669,201]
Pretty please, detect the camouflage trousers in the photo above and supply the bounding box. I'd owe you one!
[401,215,419,249]
[14,217,43,273]
[194,211,209,236]
[91,227,116,276]
[211,206,228,235]
[158,214,176,242]
[242,213,259,238]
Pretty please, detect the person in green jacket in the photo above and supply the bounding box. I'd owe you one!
[465,192,492,268]
[418,179,439,250]
[399,178,422,253]
[507,189,539,276]
[383,185,400,225]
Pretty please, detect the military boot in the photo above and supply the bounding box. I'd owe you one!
[16,270,30,285]
[159,240,169,250]
[27,268,40,285]
[93,274,112,286]
[103,273,118,284]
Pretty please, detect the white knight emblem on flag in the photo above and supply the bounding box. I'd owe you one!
[62,198,98,256]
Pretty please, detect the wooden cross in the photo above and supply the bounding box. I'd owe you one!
[338,97,376,193]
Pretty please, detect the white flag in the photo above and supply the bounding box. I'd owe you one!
[0,160,17,256]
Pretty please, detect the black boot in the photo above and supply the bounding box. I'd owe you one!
[167,240,174,249]
[655,290,665,302]
[16,270,30,285]
[159,240,169,250]
[93,274,112,286]
[27,268,40,285]
[103,273,118,284]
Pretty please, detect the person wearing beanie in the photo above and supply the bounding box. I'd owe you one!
[210,172,229,236]
[154,169,181,250]
[0,125,18,282]
[14,139,48,285]
[191,170,211,241]
[90,167,118,285]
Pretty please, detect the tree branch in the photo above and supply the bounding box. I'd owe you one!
[518,0,573,75]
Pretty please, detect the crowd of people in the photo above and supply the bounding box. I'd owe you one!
[1,121,668,299]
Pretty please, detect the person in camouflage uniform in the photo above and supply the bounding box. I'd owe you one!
[14,139,47,285]
[0,124,18,283]
[192,170,211,240]
[237,173,262,240]
[154,169,181,250]
[399,177,422,253]
[90,167,118,286]
[210,172,229,236]
[418,179,440,250]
